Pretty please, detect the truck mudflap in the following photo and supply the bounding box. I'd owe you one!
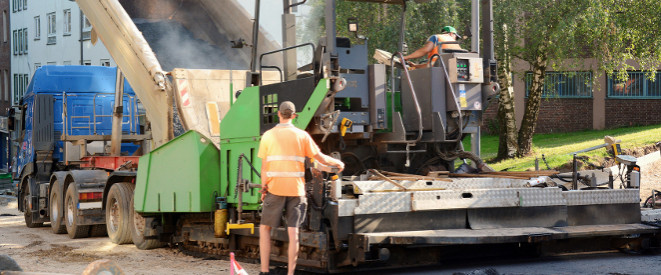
[352,223,659,247]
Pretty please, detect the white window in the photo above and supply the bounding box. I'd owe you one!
[83,60,91,66]
[47,12,55,44]
[101,59,111,67]
[62,61,71,65]
[12,0,16,13]
[3,11,6,42]
[63,9,71,35]
[18,75,23,102]
[17,0,21,11]
[82,16,92,40]
[12,74,17,104]
[23,0,26,10]
[47,61,56,65]
[22,28,27,53]
[83,16,92,31]
[23,74,28,94]
[34,16,39,40]
[12,30,16,54]
[16,29,21,55]
[34,63,40,72]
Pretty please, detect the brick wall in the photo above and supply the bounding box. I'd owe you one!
[605,99,661,128]
[481,100,499,134]
[533,98,593,133]
[481,98,593,134]
[0,0,9,116]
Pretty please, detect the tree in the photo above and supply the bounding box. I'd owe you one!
[492,1,519,159]
[492,0,661,158]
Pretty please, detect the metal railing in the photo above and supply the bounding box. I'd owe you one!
[63,92,142,137]
[525,71,593,98]
[608,71,661,98]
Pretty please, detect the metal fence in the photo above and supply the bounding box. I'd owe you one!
[607,71,661,98]
[525,71,593,98]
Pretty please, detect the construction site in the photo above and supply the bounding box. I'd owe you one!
[2,0,661,274]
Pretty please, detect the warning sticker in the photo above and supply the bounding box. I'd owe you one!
[459,84,467,108]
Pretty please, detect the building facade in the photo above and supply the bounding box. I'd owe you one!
[10,0,115,105]
[483,59,661,134]
[0,0,10,116]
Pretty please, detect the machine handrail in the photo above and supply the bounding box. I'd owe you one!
[259,43,316,85]
[429,52,463,143]
[388,51,423,146]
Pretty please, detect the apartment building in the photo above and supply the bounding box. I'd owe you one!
[10,0,115,105]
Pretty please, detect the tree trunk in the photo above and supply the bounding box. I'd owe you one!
[517,56,547,156]
[496,59,518,159]
[496,25,518,160]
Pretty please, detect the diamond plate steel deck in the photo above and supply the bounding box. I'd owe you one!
[563,189,639,205]
[412,188,566,210]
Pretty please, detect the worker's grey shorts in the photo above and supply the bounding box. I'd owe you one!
[261,193,307,228]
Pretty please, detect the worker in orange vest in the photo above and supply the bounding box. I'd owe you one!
[257,101,344,275]
[403,25,463,69]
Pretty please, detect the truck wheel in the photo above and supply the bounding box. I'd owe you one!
[130,195,163,250]
[105,182,134,244]
[22,183,43,228]
[49,180,66,234]
[65,183,90,238]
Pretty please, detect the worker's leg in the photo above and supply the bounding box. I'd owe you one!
[285,196,308,275]
[287,226,299,275]
[260,193,285,274]
[260,224,272,273]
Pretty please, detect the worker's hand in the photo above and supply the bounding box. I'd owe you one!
[260,185,268,201]
[333,160,345,173]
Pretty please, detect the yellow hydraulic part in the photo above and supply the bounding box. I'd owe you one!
[214,208,228,238]
[225,223,255,235]
[340,118,353,136]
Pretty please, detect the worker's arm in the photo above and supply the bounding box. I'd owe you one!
[313,152,345,172]
[403,41,434,60]
[260,160,268,200]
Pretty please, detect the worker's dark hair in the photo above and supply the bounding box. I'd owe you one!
[280,109,294,119]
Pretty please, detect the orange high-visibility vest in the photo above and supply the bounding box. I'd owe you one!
[258,123,321,196]
[427,33,462,62]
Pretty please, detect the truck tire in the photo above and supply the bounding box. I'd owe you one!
[65,183,90,239]
[130,195,163,250]
[105,182,134,244]
[22,183,43,228]
[49,180,66,234]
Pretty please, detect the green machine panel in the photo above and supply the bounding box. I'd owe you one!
[135,130,221,213]
[220,79,330,210]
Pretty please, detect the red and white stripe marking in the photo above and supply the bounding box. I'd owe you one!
[177,79,191,107]
[230,252,248,275]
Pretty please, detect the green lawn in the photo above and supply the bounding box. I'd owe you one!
[473,124,661,171]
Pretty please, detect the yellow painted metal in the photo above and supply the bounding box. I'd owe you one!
[225,222,255,235]
[214,209,228,238]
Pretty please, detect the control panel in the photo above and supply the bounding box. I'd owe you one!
[456,59,470,81]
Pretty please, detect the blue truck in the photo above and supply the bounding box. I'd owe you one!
[12,65,148,238]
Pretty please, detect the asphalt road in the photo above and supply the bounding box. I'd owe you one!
[380,251,661,275]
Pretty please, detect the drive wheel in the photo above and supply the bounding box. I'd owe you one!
[105,182,134,244]
[22,181,43,228]
[130,195,163,250]
[65,183,90,239]
[49,180,66,234]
